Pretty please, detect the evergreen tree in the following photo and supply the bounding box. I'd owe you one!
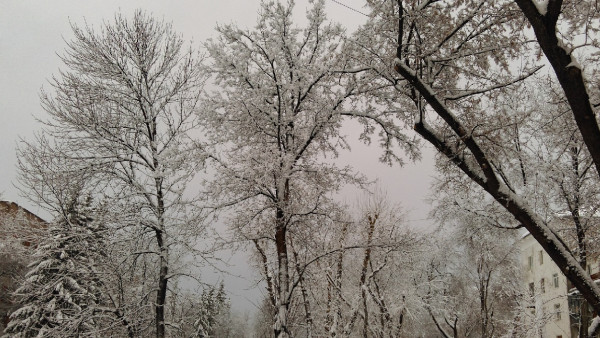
[4,198,107,337]
[193,283,229,338]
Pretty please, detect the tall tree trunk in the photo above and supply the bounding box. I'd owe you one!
[155,177,168,338]
[327,222,347,337]
[570,146,587,269]
[292,243,313,338]
[274,205,289,338]
[514,0,600,180]
[478,265,492,338]
[345,214,377,336]
[156,231,168,338]
[361,215,377,337]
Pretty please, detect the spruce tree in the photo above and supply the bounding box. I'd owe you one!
[193,283,229,338]
[4,198,107,337]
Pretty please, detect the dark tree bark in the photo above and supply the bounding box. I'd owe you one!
[514,0,600,180]
[401,60,600,324]
[388,2,600,328]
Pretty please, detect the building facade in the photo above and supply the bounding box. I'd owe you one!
[521,232,599,338]
[0,201,46,332]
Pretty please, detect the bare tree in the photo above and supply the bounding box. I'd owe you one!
[16,10,207,338]
[203,1,374,336]
[270,192,422,337]
[352,1,600,333]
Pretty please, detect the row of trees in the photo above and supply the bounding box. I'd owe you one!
[248,196,534,337]
[358,0,600,335]
[6,0,600,337]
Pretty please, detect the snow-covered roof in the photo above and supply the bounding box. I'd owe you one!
[0,201,46,224]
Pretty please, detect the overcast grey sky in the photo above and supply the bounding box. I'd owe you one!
[0,0,436,313]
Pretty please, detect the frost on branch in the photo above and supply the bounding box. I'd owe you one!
[203,0,379,336]
[362,0,600,334]
[15,10,209,338]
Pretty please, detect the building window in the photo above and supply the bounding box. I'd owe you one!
[539,250,544,264]
[553,273,559,288]
[529,282,535,296]
[528,256,533,270]
[540,278,545,293]
[554,303,561,320]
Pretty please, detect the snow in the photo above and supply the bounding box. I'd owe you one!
[499,185,600,303]
[557,38,573,55]
[415,110,422,124]
[534,0,549,16]
[589,316,600,336]
[566,59,582,70]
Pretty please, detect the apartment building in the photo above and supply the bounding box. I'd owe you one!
[521,232,599,338]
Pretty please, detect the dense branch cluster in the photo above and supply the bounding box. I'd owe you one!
[6,0,600,337]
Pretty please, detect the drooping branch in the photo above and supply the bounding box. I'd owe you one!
[396,53,600,335]
[395,61,500,189]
